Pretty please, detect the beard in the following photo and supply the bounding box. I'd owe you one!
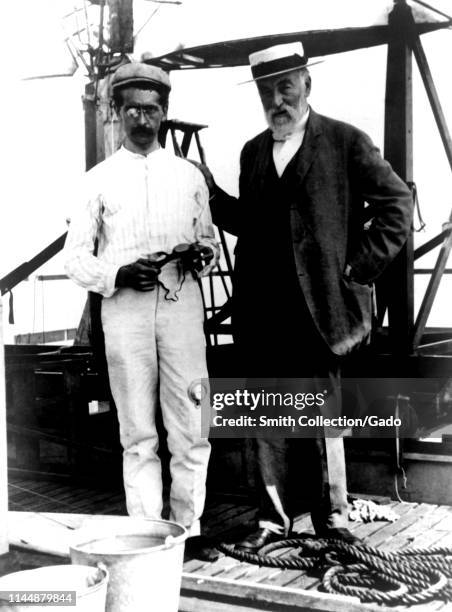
[266,106,300,141]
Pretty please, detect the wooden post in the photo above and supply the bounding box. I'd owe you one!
[0,298,9,554]
[380,0,415,353]
[83,83,105,172]
[107,0,134,54]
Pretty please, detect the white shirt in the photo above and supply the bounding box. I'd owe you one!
[272,109,310,177]
[64,146,219,297]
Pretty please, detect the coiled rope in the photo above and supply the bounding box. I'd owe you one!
[217,537,452,605]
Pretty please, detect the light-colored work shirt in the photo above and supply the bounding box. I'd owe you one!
[272,108,310,177]
[64,146,219,298]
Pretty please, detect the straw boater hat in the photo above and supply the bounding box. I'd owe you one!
[243,42,321,84]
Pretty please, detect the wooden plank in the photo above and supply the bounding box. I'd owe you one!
[9,479,70,496]
[180,595,265,612]
[205,504,255,532]
[183,558,211,574]
[0,298,8,554]
[8,478,126,515]
[395,524,450,612]
[68,490,125,512]
[428,513,452,533]
[377,503,439,552]
[9,480,78,503]
[216,560,262,582]
[367,504,431,548]
[180,573,383,612]
[347,501,413,541]
[207,507,257,540]
[8,512,75,557]
[392,504,451,548]
[7,511,162,558]
[271,569,318,591]
[195,554,242,578]
[202,502,235,522]
[180,595,266,612]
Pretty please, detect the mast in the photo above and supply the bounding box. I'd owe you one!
[381,0,415,354]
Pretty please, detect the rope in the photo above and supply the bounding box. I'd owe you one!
[407,181,426,232]
[217,536,452,605]
[349,498,399,523]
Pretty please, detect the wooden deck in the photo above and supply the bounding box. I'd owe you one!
[3,475,452,611]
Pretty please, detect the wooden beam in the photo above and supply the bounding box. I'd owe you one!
[180,573,378,612]
[414,227,451,260]
[148,22,452,71]
[0,299,9,554]
[380,0,415,353]
[83,83,105,171]
[181,131,194,157]
[417,338,452,356]
[412,35,452,172]
[412,213,452,349]
[14,328,77,345]
[0,234,67,296]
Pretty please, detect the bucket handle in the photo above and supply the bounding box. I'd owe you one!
[164,535,177,548]
[85,562,108,587]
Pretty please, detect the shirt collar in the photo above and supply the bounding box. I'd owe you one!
[119,144,163,159]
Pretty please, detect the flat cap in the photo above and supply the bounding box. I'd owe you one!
[111,62,171,92]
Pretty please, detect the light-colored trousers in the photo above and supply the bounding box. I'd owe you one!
[101,268,211,535]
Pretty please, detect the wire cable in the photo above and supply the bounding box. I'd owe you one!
[411,0,452,21]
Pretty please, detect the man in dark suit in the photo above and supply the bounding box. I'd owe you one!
[202,42,413,550]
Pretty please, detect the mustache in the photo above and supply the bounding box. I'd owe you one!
[131,126,152,136]
[271,107,291,118]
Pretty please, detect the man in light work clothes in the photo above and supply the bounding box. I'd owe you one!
[64,62,219,558]
[200,42,413,550]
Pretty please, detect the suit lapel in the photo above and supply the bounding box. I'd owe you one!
[295,108,322,185]
[253,130,273,193]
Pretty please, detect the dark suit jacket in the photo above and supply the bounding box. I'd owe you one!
[211,109,413,356]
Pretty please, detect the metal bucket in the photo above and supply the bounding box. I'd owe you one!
[0,564,108,611]
[70,518,187,612]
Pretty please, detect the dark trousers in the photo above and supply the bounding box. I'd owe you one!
[235,294,348,534]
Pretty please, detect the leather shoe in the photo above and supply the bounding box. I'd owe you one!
[184,535,220,562]
[234,528,284,553]
[316,527,363,545]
